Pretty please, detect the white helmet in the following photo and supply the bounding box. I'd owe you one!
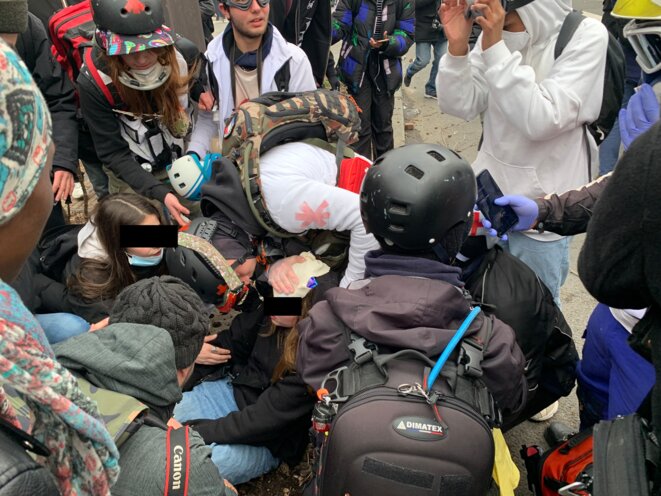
[166,153,220,201]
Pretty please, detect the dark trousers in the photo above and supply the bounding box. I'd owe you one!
[352,74,395,160]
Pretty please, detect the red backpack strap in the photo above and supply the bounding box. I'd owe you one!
[83,48,116,107]
[164,425,190,496]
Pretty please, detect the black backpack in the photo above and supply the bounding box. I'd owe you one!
[462,245,578,430]
[306,313,500,496]
[555,11,625,148]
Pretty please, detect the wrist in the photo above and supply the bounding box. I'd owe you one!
[448,41,470,57]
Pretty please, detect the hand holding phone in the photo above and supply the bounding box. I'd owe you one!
[476,169,519,237]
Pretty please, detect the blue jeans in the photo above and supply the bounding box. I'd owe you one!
[174,379,280,485]
[35,313,90,345]
[406,33,447,94]
[504,233,571,306]
[597,80,636,176]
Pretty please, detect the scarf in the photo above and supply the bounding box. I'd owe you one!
[0,281,119,495]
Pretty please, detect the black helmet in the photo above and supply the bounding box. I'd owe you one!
[92,0,165,35]
[360,144,476,258]
[166,217,228,304]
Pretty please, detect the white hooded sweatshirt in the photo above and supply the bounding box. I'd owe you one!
[437,0,609,241]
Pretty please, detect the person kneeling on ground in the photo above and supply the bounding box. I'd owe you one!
[173,254,332,485]
[296,143,528,422]
[54,275,237,496]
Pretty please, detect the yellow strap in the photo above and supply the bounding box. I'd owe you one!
[491,428,520,495]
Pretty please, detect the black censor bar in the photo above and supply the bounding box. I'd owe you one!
[264,297,303,316]
[119,225,179,248]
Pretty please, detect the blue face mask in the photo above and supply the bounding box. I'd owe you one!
[126,249,164,267]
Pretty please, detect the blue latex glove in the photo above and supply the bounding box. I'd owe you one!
[484,195,538,232]
[620,83,660,150]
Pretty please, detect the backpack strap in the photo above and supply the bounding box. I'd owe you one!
[554,11,593,182]
[84,48,116,107]
[554,11,585,60]
[164,425,191,496]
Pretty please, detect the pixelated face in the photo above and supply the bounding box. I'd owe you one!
[125,214,163,257]
[120,49,160,71]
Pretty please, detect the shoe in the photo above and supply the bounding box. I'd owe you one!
[544,421,577,447]
[424,89,437,100]
[529,401,559,422]
[404,73,412,87]
[72,182,84,200]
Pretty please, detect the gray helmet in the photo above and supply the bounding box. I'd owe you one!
[360,144,476,258]
[91,0,165,35]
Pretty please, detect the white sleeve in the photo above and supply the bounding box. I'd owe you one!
[436,40,490,122]
[287,48,318,92]
[188,109,215,157]
[481,22,609,141]
[267,181,379,288]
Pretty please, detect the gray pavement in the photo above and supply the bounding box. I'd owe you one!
[399,34,597,494]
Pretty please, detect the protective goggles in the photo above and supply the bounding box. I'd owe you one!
[624,20,661,74]
[224,0,270,10]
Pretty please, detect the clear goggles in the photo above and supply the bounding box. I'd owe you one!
[624,20,661,74]
[224,0,270,10]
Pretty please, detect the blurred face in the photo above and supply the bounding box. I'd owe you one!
[0,145,55,282]
[221,0,269,40]
[120,49,160,71]
[271,315,297,328]
[0,33,18,46]
[125,214,163,257]
[504,10,525,32]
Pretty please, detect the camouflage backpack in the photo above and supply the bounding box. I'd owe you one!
[222,89,361,239]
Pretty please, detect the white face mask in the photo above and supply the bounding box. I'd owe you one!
[118,63,172,91]
[501,30,531,53]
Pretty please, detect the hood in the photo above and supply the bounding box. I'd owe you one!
[53,323,182,408]
[77,219,108,261]
[323,275,476,356]
[516,0,572,47]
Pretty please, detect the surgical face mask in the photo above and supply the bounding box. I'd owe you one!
[126,249,164,267]
[118,63,172,91]
[501,30,531,53]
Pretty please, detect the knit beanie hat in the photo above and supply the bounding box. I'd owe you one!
[0,38,52,225]
[109,276,209,369]
[0,0,28,33]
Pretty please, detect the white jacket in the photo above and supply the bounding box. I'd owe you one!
[437,0,609,241]
[188,26,316,156]
[259,142,379,288]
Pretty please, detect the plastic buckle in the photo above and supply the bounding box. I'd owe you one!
[458,339,484,378]
[348,337,374,365]
[321,367,349,403]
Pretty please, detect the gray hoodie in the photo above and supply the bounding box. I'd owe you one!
[54,323,233,496]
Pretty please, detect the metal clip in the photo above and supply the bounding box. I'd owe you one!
[397,383,433,403]
[558,482,587,496]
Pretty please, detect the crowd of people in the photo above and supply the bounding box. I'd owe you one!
[0,0,660,494]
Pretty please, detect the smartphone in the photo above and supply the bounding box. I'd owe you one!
[476,169,519,237]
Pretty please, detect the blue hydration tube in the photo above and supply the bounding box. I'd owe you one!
[426,306,482,391]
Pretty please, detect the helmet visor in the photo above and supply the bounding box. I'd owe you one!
[224,0,270,11]
[624,20,661,73]
[96,26,175,56]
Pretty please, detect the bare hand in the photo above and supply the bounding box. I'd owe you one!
[440,0,474,56]
[369,31,389,49]
[195,343,232,366]
[164,193,191,226]
[89,317,110,332]
[52,170,75,202]
[198,91,215,111]
[267,255,306,295]
[473,0,506,51]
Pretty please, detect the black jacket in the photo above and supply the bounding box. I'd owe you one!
[17,12,79,175]
[189,300,316,465]
[461,243,578,410]
[270,0,332,86]
[414,0,443,43]
[0,421,59,496]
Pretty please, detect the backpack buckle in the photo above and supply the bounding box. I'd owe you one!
[458,339,484,378]
[348,336,376,365]
[321,367,350,403]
